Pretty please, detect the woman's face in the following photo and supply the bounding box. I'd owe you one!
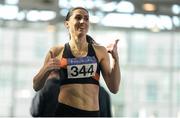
[65,9,89,38]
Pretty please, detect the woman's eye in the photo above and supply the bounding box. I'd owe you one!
[75,16,82,20]
[74,15,89,22]
[84,17,89,21]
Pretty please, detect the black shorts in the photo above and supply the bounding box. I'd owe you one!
[55,102,100,117]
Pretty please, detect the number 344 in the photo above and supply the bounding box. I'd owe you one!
[67,64,97,78]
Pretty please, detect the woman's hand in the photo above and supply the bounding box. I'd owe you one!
[46,51,60,79]
[106,39,119,60]
[44,51,61,71]
[33,49,61,91]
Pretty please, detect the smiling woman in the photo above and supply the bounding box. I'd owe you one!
[32,7,121,117]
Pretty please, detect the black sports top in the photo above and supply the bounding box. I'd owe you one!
[58,43,101,86]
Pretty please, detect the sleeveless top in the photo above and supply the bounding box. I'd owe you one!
[58,43,101,86]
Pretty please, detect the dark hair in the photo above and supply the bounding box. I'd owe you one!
[86,35,94,44]
[65,7,89,21]
[86,34,99,45]
[65,8,95,44]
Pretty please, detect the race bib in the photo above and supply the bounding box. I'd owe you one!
[67,56,97,78]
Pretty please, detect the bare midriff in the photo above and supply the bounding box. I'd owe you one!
[58,84,99,111]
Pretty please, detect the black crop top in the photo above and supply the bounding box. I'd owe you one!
[58,43,101,86]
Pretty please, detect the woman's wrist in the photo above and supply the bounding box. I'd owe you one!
[113,54,119,62]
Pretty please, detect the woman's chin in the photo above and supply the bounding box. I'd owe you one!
[77,32,86,37]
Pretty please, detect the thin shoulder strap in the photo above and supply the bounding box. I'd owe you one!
[88,43,96,56]
[62,43,74,58]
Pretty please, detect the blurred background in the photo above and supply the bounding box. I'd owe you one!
[0,0,180,117]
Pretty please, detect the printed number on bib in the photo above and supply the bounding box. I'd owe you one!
[67,63,97,78]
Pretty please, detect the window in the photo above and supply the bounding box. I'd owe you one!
[146,81,158,102]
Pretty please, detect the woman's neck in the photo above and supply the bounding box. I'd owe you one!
[69,35,87,50]
[69,35,88,57]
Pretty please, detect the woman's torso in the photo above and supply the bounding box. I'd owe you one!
[55,43,101,111]
[59,84,99,110]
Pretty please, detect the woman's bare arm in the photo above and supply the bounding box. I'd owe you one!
[33,45,63,91]
[95,40,121,94]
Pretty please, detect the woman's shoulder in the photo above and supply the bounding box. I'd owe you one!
[92,44,108,61]
[93,44,107,52]
[50,44,64,57]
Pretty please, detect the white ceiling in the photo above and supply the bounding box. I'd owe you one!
[1,0,180,30]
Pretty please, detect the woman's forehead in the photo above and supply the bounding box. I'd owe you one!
[72,9,89,16]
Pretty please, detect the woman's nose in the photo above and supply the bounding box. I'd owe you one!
[80,19,84,23]
[80,18,88,23]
